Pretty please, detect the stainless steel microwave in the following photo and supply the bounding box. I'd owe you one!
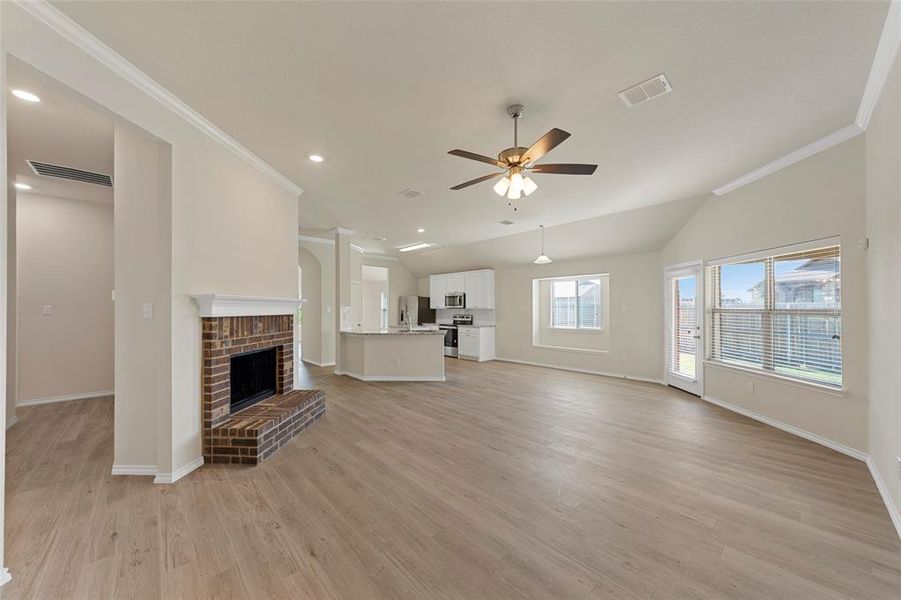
[445,293,465,309]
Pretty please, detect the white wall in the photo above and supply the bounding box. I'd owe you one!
[663,136,869,452]
[114,123,171,471]
[298,246,322,365]
[0,16,11,584]
[364,257,417,326]
[302,241,335,365]
[16,193,113,402]
[865,42,901,531]
[5,176,14,426]
[3,4,300,478]
[533,276,609,353]
[494,252,663,382]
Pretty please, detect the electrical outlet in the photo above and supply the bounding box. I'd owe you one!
[746,380,755,394]
[143,303,153,320]
[619,353,626,363]
[395,358,401,367]
[41,304,53,316]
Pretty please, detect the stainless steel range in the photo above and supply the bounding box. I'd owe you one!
[438,314,473,357]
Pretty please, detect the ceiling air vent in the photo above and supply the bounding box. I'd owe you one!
[618,74,672,108]
[399,188,422,199]
[27,160,113,187]
[498,219,515,225]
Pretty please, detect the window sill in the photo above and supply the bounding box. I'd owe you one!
[703,360,846,397]
[547,327,604,333]
[532,343,609,356]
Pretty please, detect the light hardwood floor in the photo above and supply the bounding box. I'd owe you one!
[3,359,900,599]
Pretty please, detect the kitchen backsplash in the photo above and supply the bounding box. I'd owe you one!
[435,308,495,326]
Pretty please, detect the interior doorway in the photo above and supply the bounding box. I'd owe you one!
[361,265,389,329]
[665,262,704,396]
[6,56,115,417]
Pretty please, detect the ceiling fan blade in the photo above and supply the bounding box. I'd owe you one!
[448,149,506,168]
[450,172,504,190]
[519,128,571,165]
[530,163,598,175]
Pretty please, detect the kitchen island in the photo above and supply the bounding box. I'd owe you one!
[337,328,446,382]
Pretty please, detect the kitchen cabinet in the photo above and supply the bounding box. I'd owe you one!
[429,275,446,309]
[458,327,495,362]
[446,273,465,294]
[429,269,495,310]
[464,270,495,309]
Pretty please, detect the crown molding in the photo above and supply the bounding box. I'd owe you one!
[712,124,863,196]
[330,227,355,236]
[13,0,303,197]
[857,0,901,129]
[191,295,301,317]
[713,0,900,196]
[298,235,335,245]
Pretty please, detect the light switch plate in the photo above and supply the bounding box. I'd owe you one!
[41,304,53,316]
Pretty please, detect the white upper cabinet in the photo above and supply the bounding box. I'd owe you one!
[445,273,465,294]
[430,269,495,310]
[464,270,495,309]
[429,275,447,309]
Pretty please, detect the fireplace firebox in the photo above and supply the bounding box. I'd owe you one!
[230,347,277,413]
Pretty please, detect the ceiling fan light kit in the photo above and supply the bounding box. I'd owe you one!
[448,104,597,208]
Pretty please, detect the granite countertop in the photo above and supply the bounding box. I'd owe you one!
[341,328,445,336]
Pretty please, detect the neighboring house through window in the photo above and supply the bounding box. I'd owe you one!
[706,241,842,388]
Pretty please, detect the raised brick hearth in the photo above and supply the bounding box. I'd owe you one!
[202,314,325,464]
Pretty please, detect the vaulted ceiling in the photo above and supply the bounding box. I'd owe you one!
[53,1,888,255]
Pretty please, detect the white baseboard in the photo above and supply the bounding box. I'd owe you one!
[17,389,114,407]
[5,416,18,430]
[111,464,157,476]
[494,356,664,386]
[700,394,867,461]
[0,567,11,588]
[301,359,335,367]
[334,369,445,382]
[867,457,901,542]
[154,456,204,484]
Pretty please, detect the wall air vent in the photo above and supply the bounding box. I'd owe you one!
[399,188,422,199]
[27,160,113,187]
[618,74,672,108]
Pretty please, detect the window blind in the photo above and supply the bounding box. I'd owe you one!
[707,244,841,388]
[550,277,602,329]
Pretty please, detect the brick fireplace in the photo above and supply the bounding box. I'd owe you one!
[199,303,325,465]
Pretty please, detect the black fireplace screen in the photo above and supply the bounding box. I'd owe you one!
[230,347,277,413]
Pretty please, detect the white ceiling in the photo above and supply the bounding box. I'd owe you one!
[53,1,887,253]
[397,195,707,277]
[7,56,114,204]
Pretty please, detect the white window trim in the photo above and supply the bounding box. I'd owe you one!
[533,343,609,355]
[706,238,843,390]
[547,275,604,330]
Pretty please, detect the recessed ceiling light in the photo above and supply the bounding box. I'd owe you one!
[11,89,40,103]
[308,154,324,163]
[416,228,425,233]
[398,242,432,253]
[14,182,31,191]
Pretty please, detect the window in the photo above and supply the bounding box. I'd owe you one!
[550,277,602,329]
[707,242,841,388]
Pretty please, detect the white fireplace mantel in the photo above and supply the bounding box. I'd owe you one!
[191,294,303,318]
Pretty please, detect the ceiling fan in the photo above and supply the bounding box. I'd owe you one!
[448,104,597,206]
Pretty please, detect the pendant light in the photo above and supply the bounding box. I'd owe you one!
[534,225,552,264]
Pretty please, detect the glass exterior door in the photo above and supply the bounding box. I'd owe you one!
[666,265,703,395]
